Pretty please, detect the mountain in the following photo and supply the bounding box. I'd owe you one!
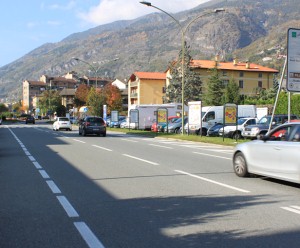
[1,0,300,102]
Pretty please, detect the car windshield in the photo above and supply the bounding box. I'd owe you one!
[59,118,69,121]
[258,116,271,125]
[237,118,247,125]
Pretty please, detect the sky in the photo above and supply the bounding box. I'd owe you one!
[0,0,210,67]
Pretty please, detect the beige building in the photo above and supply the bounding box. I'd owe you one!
[179,59,279,97]
[127,72,166,110]
[22,80,47,112]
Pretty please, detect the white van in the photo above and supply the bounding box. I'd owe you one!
[188,105,256,135]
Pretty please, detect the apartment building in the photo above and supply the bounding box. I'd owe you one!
[185,59,279,96]
[127,72,166,110]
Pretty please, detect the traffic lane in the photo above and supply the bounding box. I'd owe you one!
[9,126,300,248]
[19,129,300,248]
[33,127,300,197]
[0,126,87,248]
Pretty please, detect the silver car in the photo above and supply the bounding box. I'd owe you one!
[233,122,300,184]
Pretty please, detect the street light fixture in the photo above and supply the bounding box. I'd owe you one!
[140,1,225,134]
[72,57,119,89]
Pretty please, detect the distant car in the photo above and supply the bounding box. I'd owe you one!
[233,122,300,184]
[25,115,35,124]
[109,116,126,128]
[42,115,50,120]
[53,117,72,131]
[79,116,106,136]
[0,118,2,125]
[207,123,224,137]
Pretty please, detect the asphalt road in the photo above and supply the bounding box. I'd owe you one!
[1,122,300,248]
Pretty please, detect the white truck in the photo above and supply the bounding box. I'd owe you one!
[128,103,186,130]
[188,105,256,136]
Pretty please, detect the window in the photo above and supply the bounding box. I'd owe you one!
[258,73,263,78]
[239,80,244,88]
[239,72,244,77]
[162,87,166,93]
[203,112,215,122]
[222,71,227,76]
[258,81,262,88]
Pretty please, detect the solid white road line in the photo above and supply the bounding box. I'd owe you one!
[92,145,112,152]
[175,170,250,193]
[149,144,173,149]
[193,151,231,160]
[46,180,62,194]
[56,196,79,218]
[74,222,105,248]
[123,154,159,165]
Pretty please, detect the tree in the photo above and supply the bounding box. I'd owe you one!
[165,41,203,105]
[0,103,9,113]
[102,83,123,114]
[74,84,90,107]
[38,90,61,115]
[86,87,106,116]
[223,77,240,104]
[203,66,224,106]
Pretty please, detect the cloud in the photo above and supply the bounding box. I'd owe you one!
[26,22,39,29]
[78,0,208,26]
[48,1,76,10]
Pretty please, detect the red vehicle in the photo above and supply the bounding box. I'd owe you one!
[151,116,179,132]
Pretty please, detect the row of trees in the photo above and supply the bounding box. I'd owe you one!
[25,83,123,118]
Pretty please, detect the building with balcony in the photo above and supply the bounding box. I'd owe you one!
[166,58,279,97]
[127,72,166,110]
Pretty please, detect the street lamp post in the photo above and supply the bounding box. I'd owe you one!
[72,57,119,89]
[140,1,224,134]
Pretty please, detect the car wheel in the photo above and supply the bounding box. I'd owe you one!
[174,128,180,134]
[232,131,241,140]
[102,132,106,137]
[82,129,86,136]
[79,129,81,135]
[233,152,249,177]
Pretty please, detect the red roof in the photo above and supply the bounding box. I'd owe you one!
[133,71,166,80]
[190,60,279,73]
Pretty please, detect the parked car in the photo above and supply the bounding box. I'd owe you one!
[207,123,224,137]
[53,117,72,131]
[25,115,35,124]
[219,117,257,139]
[79,116,106,136]
[242,114,298,139]
[164,116,188,133]
[233,122,300,184]
[109,116,126,128]
[152,116,179,132]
